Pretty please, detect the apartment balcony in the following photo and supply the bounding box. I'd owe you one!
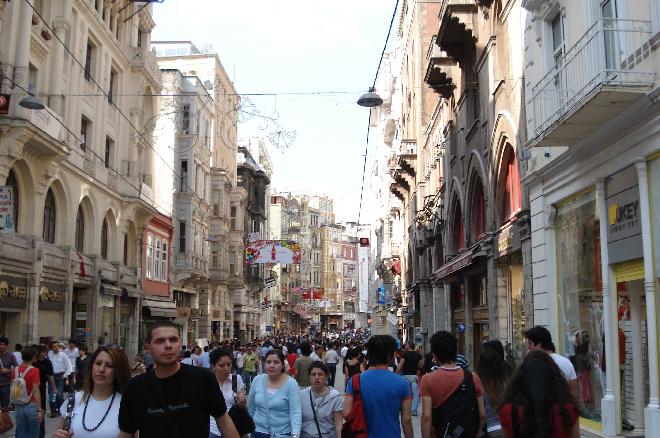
[527,18,655,147]
[175,252,209,284]
[126,47,162,88]
[437,0,478,63]
[425,36,456,98]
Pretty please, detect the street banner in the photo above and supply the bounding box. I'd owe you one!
[245,240,301,264]
[0,186,14,234]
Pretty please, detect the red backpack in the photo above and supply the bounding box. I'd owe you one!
[342,374,368,438]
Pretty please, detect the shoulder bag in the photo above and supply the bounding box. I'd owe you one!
[228,374,255,435]
[309,389,323,438]
[0,407,12,434]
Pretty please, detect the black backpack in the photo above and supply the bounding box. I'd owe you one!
[431,369,479,438]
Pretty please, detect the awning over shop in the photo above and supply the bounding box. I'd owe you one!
[143,299,178,318]
[434,251,473,280]
[100,284,122,296]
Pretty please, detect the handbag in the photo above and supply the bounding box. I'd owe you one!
[309,389,323,438]
[228,374,255,435]
[0,407,13,434]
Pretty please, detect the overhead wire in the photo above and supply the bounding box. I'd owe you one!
[357,0,401,225]
[0,71,207,240]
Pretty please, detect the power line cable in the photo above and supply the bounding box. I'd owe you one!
[1,71,212,243]
[357,0,400,225]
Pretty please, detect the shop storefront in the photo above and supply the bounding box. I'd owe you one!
[0,277,27,344]
[38,282,65,341]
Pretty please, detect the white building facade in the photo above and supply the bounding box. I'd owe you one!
[0,0,161,359]
[522,0,660,435]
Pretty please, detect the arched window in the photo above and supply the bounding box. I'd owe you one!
[101,218,108,259]
[501,148,521,223]
[42,188,56,243]
[123,233,129,265]
[75,207,85,252]
[5,170,19,233]
[470,177,486,242]
[452,199,464,253]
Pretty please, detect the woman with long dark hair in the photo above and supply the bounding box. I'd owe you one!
[476,348,511,437]
[499,351,580,438]
[52,347,130,438]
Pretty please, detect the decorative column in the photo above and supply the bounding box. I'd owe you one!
[596,179,620,436]
[11,0,34,118]
[628,280,645,431]
[26,239,44,344]
[419,278,432,349]
[61,247,75,341]
[635,160,660,433]
[49,21,68,116]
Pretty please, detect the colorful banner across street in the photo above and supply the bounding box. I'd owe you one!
[245,240,301,264]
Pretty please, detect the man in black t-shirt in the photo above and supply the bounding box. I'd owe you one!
[118,322,239,438]
[396,342,423,416]
[34,345,55,438]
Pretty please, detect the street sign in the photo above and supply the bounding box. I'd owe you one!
[264,276,276,288]
[266,325,272,332]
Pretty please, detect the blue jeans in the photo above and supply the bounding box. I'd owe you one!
[243,370,257,393]
[403,374,419,415]
[50,374,65,414]
[15,403,40,438]
[327,363,337,387]
[0,384,9,408]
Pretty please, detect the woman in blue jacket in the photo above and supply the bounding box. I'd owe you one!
[248,349,302,438]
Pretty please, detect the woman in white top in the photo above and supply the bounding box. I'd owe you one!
[53,347,130,438]
[209,348,247,438]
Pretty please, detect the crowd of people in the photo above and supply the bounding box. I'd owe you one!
[0,323,582,438]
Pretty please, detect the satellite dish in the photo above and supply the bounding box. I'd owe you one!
[203,80,214,90]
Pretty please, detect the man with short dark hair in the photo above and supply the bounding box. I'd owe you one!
[524,325,578,398]
[343,335,413,438]
[47,341,71,417]
[118,322,239,438]
[33,344,55,438]
[0,336,18,408]
[420,331,485,438]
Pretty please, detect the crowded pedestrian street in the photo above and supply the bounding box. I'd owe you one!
[1,0,660,437]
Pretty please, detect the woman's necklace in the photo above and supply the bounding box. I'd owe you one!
[82,392,116,432]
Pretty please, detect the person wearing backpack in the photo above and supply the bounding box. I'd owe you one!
[343,335,413,438]
[10,346,43,438]
[420,331,485,438]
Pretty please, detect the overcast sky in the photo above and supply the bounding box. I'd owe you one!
[152,0,396,222]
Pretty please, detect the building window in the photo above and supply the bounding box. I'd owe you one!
[105,137,113,168]
[5,170,18,233]
[154,238,161,279]
[28,64,38,95]
[501,147,521,223]
[84,41,95,81]
[180,160,188,192]
[123,233,128,265]
[182,104,190,134]
[551,13,565,88]
[108,68,117,104]
[42,188,56,244]
[179,221,186,253]
[101,218,108,259]
[80,117,89,151]
[230,206,237,229]
[471,177,486,242]
[146,233,153,278]
[75,207,84,252]
[160,240,168,281]
[452,199,464,253]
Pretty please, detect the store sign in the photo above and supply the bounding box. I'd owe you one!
[30,106,61,140]
[0,280,27,308]
[38,285,64,310]
[497,222,521,256]
[606,166,643,264]
[0,187,15,234]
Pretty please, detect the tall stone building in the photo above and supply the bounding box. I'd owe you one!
[0,0,162,358]
[235,137,272,340]
[152,41,242,341]
[371,0,531,366]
